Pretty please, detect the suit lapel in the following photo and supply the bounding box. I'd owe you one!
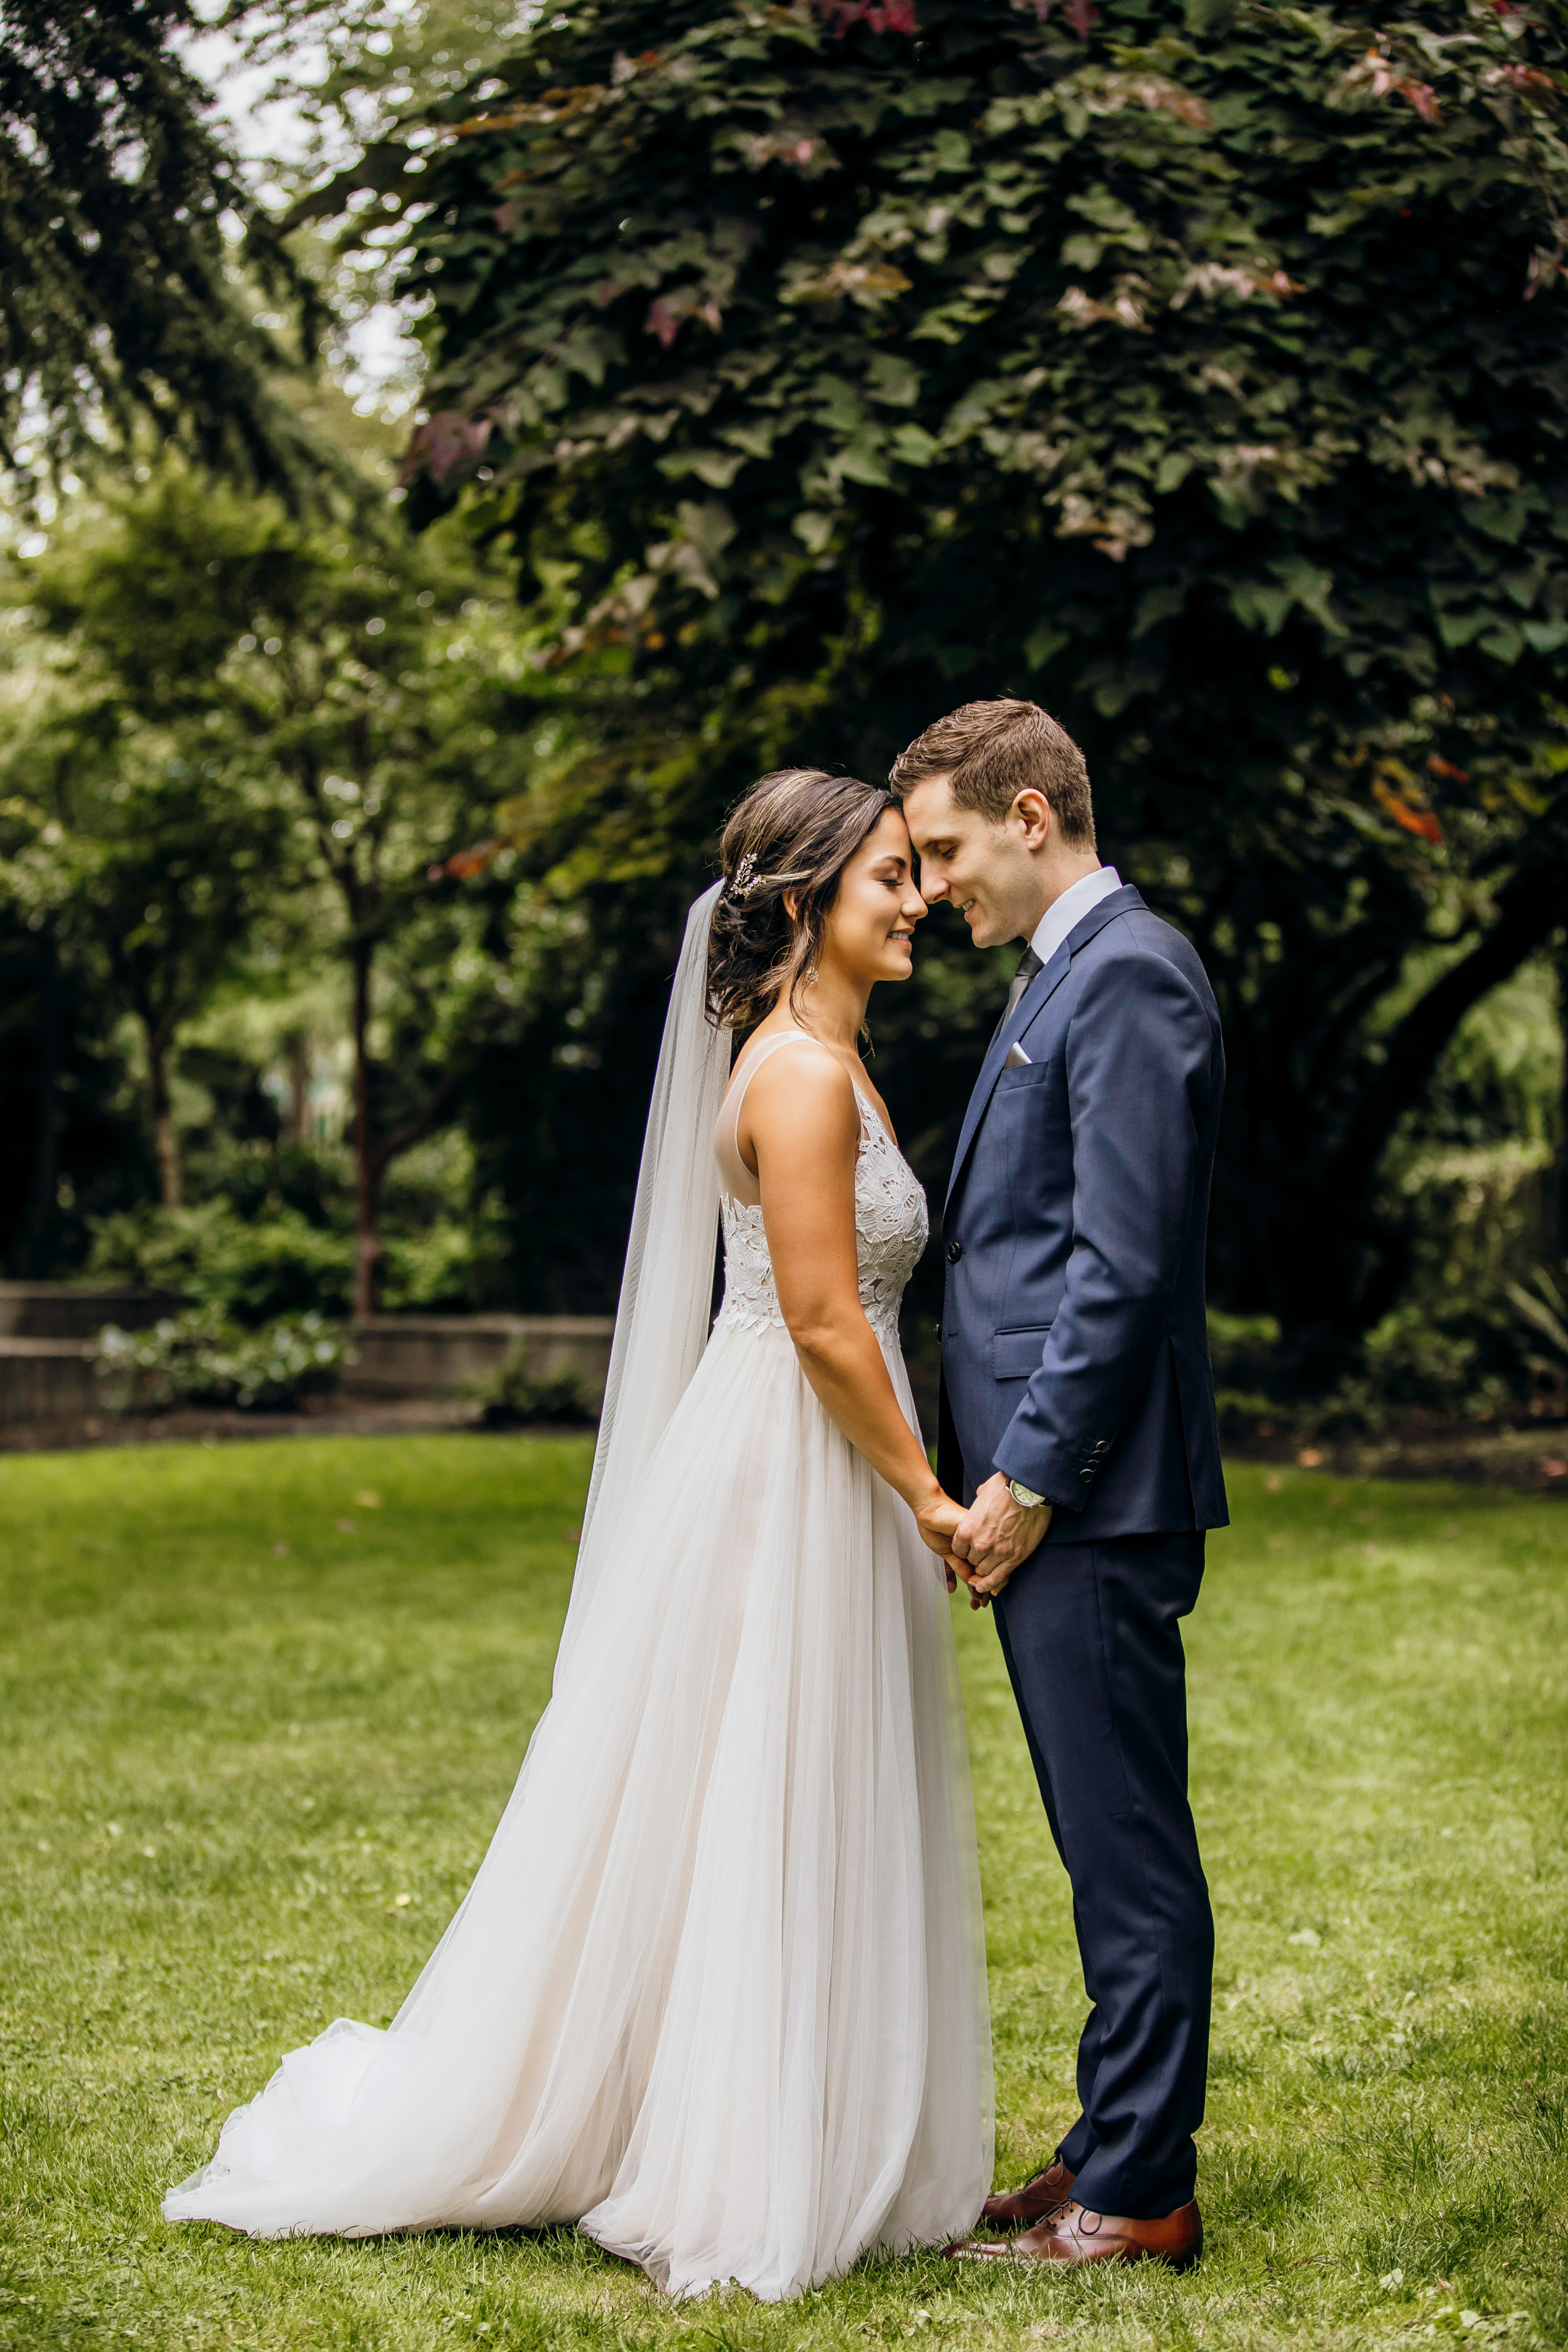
[944,885,1146,1212]
[945,943,1071,1212]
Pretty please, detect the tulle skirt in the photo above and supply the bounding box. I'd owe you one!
[162,1316,994,2300]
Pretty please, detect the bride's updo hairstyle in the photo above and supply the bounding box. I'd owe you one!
[706,767,892,1031]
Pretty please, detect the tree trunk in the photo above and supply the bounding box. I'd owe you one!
[1558,928,1568,1262]
[146,1032,181,1209]
[351,944,380,1318]
[287,1030,311,1143]
[1236,854,1568,1373]
[22,927,63,1275]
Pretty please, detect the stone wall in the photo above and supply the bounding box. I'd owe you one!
[343,1315,616,1406]
[0,1285,184,1429]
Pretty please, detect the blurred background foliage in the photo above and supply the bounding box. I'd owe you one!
[0,0,1563,1425]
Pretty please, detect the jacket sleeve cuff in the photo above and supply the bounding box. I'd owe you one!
[991,1440,1086,1514]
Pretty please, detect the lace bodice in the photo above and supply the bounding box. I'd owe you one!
[714,1049,928,1349]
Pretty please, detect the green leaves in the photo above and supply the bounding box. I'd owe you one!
[363,0,1568,1349]
[390,0,1568,735]
[0,0,336,497]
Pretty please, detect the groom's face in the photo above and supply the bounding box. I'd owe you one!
[902,775,1040,951]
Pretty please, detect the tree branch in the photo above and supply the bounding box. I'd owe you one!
[368,1060,467,1183]
[1324,852,1568,1208]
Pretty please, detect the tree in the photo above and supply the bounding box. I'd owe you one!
[17,473,534,1310]
[372,0,1567,1367]
[0,0,334,497]
[0,892,148,1277]
[0,745,281,1206]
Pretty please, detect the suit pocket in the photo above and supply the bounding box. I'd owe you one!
[992,1325,1053,1380]
[993,1058,1053,1093]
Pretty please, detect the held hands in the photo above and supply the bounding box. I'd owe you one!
[910,1479,1001,1602]
[914,1488,965,1577]
[950,1472,1052,1607]
[912,1489,984,1599]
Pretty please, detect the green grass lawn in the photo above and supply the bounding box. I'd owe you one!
[1,1438,1564,2351]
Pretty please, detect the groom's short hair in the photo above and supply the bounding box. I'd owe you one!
[890,698,1096,848]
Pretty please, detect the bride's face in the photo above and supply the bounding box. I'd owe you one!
[819,809,928,988]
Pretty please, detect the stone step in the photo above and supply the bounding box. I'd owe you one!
[343,1314,615,1403]
[0,1283,184,1341]
[0,1337,97,1426]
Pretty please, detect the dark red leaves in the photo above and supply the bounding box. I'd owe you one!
[1373,780,1445,844]
[820,0,918,34]
[399,413,492,487]
[1352,49,1440,121]
[1018,0,1097,32]
[746,132,820,168]
[644,290,723,348]
[428,843,500,883]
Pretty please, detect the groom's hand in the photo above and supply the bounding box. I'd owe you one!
[952,1473,1052,1601]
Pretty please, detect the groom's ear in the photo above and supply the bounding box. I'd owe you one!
[1014,788,1053,849]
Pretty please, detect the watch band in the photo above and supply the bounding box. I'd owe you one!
[1008,1477,1046,1511]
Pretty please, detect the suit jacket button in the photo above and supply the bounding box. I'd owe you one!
[946,1241,963,1264]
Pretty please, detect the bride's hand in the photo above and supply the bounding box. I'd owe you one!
[913,1490,984,1598]
[914,1489,961,1553]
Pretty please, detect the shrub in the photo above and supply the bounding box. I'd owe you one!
[380,1225,482,1313]
[470,1343,597,1429]
[87,1202,229,1299]
[179,1135,353,1229]
[87,1204,354,1327]
[91,1311,355,1413]
[1508,1265,1568,1418]
[1359,1308,1482,1410]
[1207,1301,1521,1434]
[1207,1311,1283,1390]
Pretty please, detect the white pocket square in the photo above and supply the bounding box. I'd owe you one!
[1004,1041,1032,1069]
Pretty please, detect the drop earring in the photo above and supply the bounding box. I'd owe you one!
[805,965,818,986]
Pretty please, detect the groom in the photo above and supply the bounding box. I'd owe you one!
[895,699,1227,2273]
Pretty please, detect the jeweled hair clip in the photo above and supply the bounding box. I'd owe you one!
[727,852,763,899]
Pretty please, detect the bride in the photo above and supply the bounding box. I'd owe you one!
[164,768,993,2300]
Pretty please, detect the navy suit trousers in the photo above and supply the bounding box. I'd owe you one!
[992,1529,1212,2218]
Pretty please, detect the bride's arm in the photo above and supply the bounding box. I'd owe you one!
[743,1047,961,1560]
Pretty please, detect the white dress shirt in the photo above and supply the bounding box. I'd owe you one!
[1028,864,1123,968]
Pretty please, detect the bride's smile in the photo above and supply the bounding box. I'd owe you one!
[810,811,928,992]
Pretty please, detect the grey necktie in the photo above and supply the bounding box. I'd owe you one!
[992,944,1043,1049]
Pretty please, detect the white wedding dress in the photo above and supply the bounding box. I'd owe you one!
[163,889,992,2300]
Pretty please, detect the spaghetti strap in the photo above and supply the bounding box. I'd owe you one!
[716,1032,839,1205]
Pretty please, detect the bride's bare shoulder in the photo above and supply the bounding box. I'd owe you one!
[742,1034,859,1134]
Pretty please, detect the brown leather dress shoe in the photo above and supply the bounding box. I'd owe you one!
[978,2157,1076,2230]
[947,2197,1202,2271]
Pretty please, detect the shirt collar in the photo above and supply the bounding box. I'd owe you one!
[1028,865,1122,969]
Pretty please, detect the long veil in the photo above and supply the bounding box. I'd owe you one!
[160,865,995,2282]
[557,879,727,1665]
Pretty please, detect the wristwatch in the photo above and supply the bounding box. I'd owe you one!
[1008,1477,1047,1511]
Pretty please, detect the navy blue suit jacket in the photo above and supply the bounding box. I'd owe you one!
[938,885,1228,1540]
